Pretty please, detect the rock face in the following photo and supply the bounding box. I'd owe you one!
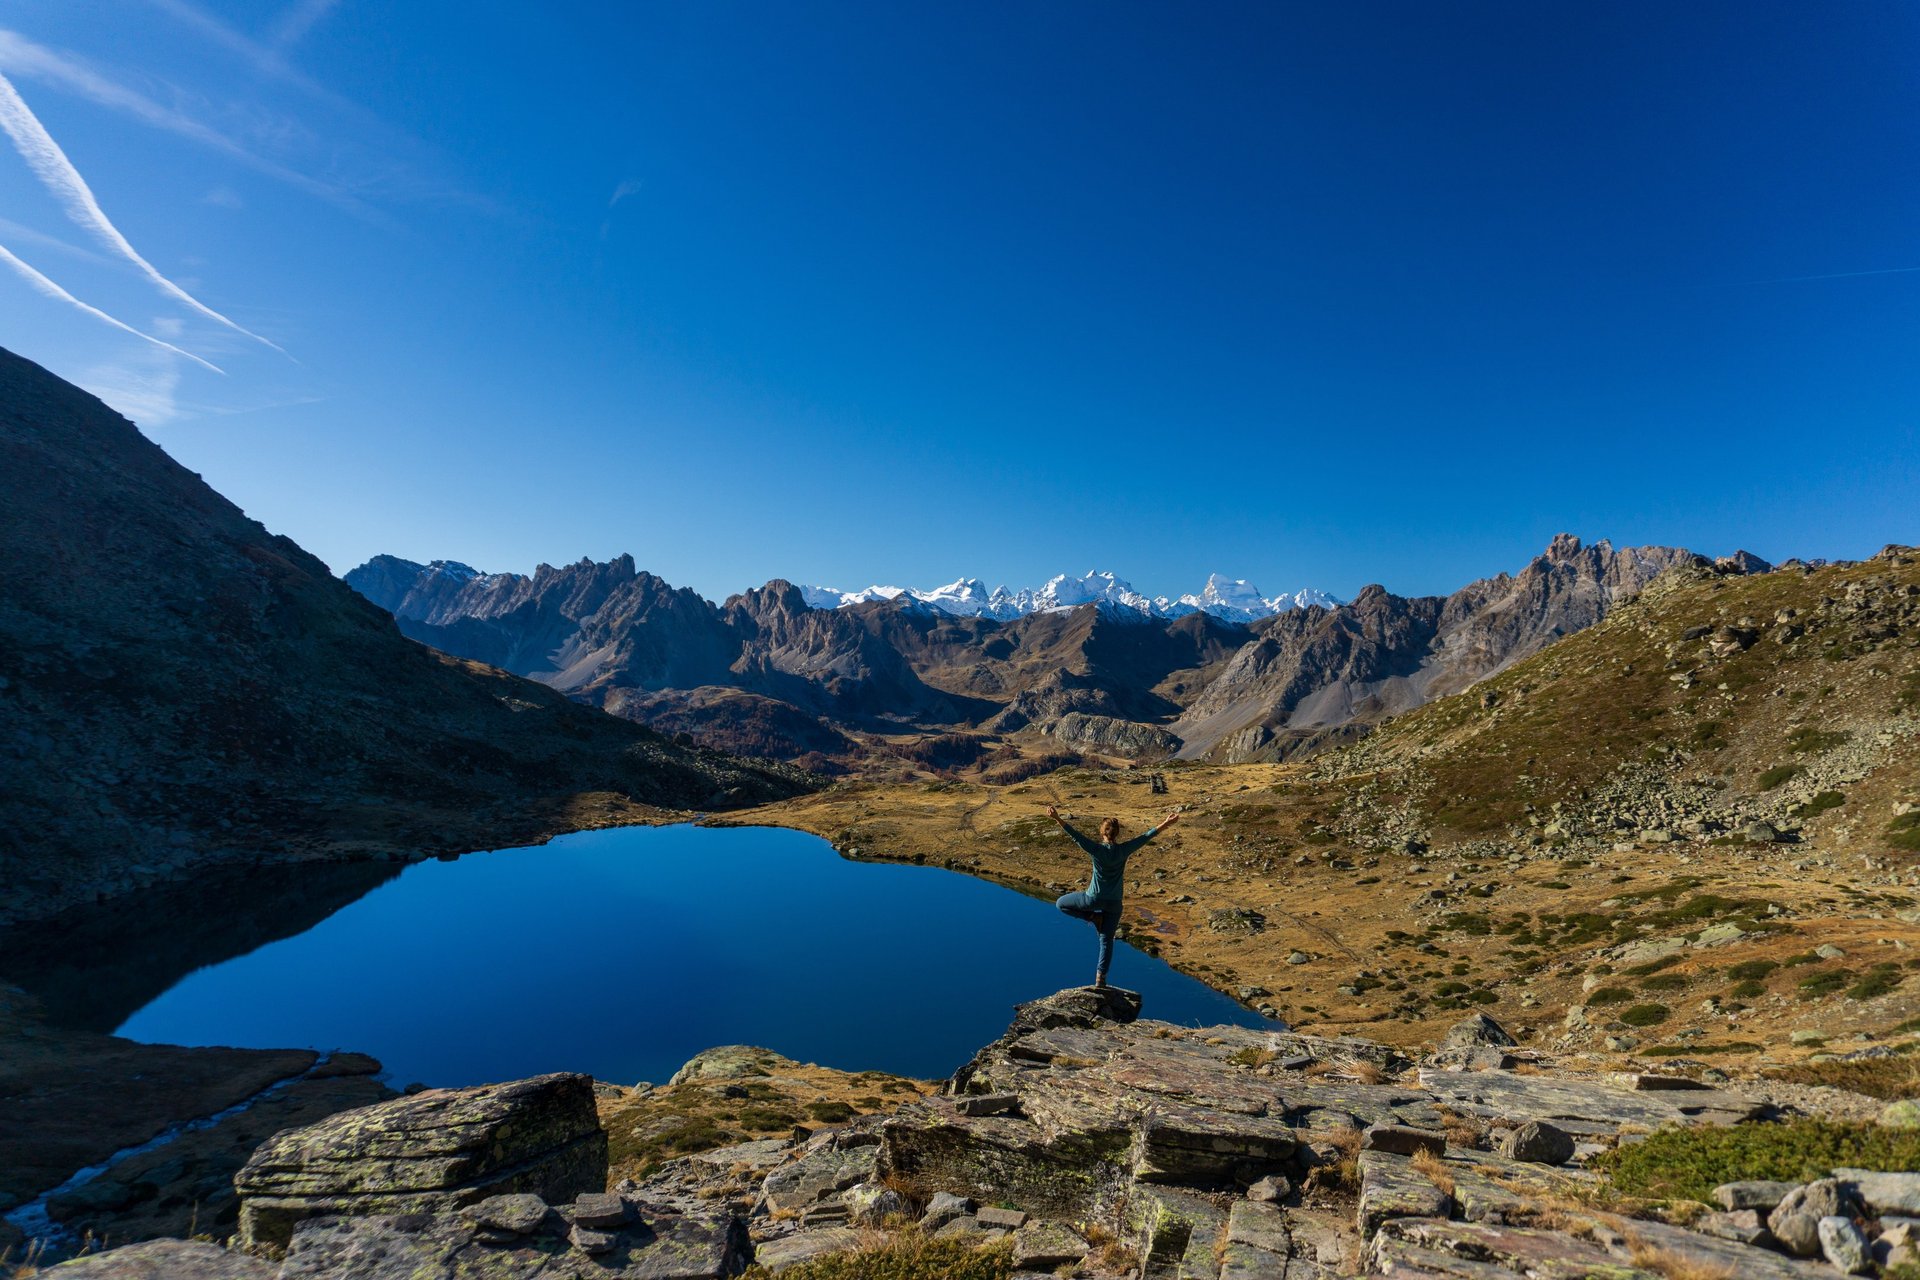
[0,346,807,928]
[234,1073,606,1253]
[45,1239,277,1278]
[1172,534,1704,759]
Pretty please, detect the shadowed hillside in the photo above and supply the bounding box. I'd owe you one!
[0,348,810,928]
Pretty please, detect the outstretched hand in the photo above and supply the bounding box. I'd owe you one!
[1047,804,1060,821]
[1161,807,1184,829]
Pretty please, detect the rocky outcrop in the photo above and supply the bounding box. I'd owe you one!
[0,346,809,927]
[1041,711,1181,758]
[234,1074,606,1253]
[1173,535,1705,758]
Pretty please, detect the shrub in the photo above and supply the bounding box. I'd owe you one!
[1639,974,1689,992]
[1792,791,1846,819]
[806,1100,856,1124]
[1847,968,1904,1001]
[1619,1003,1671,1027]
[1788,727,1851,755]
[1587,986,1635,1005]
[1769,1055,1920,1100]
[1728,979,1766,999]
[1757,765,1801,791]
[1797,969,1854,999]
[1725,959,1779,981]
[1889,812,1920,853]
[742,1234,1015,1280]
[1597,1120,1920,1202]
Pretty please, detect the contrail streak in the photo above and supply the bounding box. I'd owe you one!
[0,70,283,353]
[0,241,224,373]
[1737,265,1920,286]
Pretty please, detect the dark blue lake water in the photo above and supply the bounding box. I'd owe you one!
[115,824,1267,1087]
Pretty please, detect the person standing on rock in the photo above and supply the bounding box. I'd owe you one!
[1047,804,1181,988]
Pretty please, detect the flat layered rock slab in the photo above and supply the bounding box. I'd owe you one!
[1358,1152,1452,1236]
[1278,1081,1436,1129]
[1372,1218,1649,1280]
[45,1239,278,1278]
[236,1073,605,1253]
[1443,1148,1601,1224]
[878,1100,1135,1220]
[1416,1069,1762,1129]
[278,1204,748,1280]
[750,1228,862,1273]
[758,1145,875,1213]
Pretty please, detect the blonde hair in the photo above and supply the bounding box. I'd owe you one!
[1099,817,1121,842]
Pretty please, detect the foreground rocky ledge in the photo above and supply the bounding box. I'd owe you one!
[41,989,1920,1278]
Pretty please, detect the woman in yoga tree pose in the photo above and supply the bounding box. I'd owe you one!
[1047,803,1182,988]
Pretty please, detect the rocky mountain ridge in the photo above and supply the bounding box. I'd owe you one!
[348,535,1754,768]
[796,569,1343,622]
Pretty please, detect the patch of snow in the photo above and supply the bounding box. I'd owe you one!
[796,570,1342,622]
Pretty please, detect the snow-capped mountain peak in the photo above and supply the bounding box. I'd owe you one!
[795,570,1342,623]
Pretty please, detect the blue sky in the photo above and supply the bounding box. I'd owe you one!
[1,2,1916,603]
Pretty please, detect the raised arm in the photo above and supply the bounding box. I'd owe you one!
[1048,804,1096,852]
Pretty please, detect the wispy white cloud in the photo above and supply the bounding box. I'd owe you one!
[0,69,285,352]
[0,239,223,372]
[609,178,644,208]
[0,29,377,220]
[202,185,245,209]
[85,342,187,425]
[137,0,331,98]
[0,215,107,265]
[270,0,341,52]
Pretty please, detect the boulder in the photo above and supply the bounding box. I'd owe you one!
[760,1145,877,1214]
[234,1073,605,1254]
[1494,1120,1574,1165]
[1425,1014,1518,1070]
[1697,1209,1772,1247]
[43,1240,276,1278]
[465,1193,549,1235]
[1819,1215,1872,1275]
[1769,1180,1854,1257]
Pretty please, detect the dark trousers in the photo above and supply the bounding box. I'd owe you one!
[1055,890,1118,985]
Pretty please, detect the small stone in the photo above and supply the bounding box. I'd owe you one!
[1818,1215,1871,1275]
[468,1193,549,1235]
[1791,1030,1829,1045]
[1286,951,1310,965]
[977,1206,1029,1230]
[921,1191,974,1230]
[1247,1175,1291,1203]
[1816,944,1847,960]
[1495,1120,1575,1165]
[569,1192,631,1229]
[843,1182,902,1226]
[1361,1124,1447,1157]
[1744,820,1782,843]
[569,1224,617,1254]
[955,1092,1020,1117]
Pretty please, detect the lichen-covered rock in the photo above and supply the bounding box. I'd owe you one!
[275,1200,749,1279]
[46,1240,277,1278]
[759,1145,876,1214]
[1011,1221,1088,1269]
[1357,1151,1451,1236]
[1818,1216,1871,1276]
[234,1073,605,1253]
[1834,1168,1920,1216]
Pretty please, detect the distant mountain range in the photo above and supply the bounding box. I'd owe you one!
[347,535,1771,771]
[796,572,1343,623]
